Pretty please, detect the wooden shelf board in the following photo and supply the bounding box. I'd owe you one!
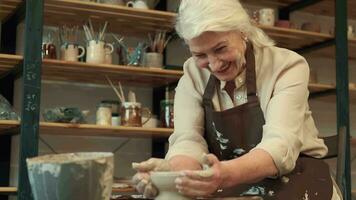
[40,122,173,138]
[0,120,20,134]
[0,120,173,138]
[304,39,356,60]
[0,187,17,194]
[43,0,176,36]
[241,0,356,20]
[0,0,22,22]
[0,55,183,87]
[42,59,183,87]
[0,54,22,75]
[258,25,333,50]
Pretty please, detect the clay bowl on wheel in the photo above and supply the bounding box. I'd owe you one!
[150,171,193,200]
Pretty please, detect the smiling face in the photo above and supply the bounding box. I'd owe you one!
[188,31,247,81]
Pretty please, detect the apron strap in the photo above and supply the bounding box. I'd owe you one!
[245,43,258,102]
[203,75,218,107]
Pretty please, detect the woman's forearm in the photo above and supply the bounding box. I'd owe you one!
[220,149,278,188]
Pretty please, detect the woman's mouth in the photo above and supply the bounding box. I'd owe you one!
[215,63,231,74]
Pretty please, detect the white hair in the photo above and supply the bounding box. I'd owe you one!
[175,0,275,48]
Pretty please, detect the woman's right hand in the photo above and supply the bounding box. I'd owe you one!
[132,156,202,197]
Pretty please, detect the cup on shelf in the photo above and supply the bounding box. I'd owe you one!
[256,8,275,26]
[120,102,152,127]
[143,52,163,68]
[60,43,85,62]
[126,0,149,9]
[86,40,114,64]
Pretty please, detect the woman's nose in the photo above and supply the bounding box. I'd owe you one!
[208,55,222,72]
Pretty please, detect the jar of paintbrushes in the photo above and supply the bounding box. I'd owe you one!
[83,19,114,64]
[105,76,152,127]
[59,25,86,62]
[143,31,172,69]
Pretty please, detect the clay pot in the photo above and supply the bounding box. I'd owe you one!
[27,152,114,200]
[151,171,192,200]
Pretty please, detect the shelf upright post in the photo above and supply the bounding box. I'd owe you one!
[0,2,26,199]
[334,0,351,199]
[17,1,44,200]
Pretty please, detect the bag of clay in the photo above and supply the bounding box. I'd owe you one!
[0,94,20,120]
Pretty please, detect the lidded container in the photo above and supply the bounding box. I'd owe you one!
[96,102,112,126]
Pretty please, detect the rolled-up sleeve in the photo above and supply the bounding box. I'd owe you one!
[253,54,310,176]
[165,61,209,163]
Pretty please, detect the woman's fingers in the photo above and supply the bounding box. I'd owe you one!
[175,176,217,197]
[181,168,214,181]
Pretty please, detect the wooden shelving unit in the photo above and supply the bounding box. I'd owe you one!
[2,1,354,58]
[1,54,355,93]
[0,120,173,138]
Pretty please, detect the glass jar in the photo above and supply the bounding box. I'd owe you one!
[101,100,120,116]
[160,99,174,128]
[96,102,112,126]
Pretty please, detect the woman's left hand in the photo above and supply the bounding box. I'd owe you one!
[175,154,225,197]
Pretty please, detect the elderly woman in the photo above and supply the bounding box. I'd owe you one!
[133,0,342,199]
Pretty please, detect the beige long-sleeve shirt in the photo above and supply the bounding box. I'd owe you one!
[165,45,328,176]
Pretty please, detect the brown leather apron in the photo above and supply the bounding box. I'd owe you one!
[202,44,333,199]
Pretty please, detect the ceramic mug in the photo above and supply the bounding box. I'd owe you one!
[143,52,163,68]
[86,40,114,64]
[258,8,275,26]
[126,0,149,9]
[60,44,85,62]
[120,102,152,127]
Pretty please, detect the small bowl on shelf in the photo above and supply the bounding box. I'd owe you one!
[42,107,89,123]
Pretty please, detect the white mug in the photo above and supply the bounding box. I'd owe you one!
[258,8,275,26]
[86,40,114,64]
[126,0,149,9]
[60,44,85,62]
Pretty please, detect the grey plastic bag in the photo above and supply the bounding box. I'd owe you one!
[0,94,20,120]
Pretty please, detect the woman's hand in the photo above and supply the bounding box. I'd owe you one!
[175,154,226,197]
[132,158,171,198]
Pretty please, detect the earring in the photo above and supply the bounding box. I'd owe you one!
[243,36,248,42]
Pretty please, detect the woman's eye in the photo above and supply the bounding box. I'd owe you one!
[194,54,206,59]
[215,46,227,53]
